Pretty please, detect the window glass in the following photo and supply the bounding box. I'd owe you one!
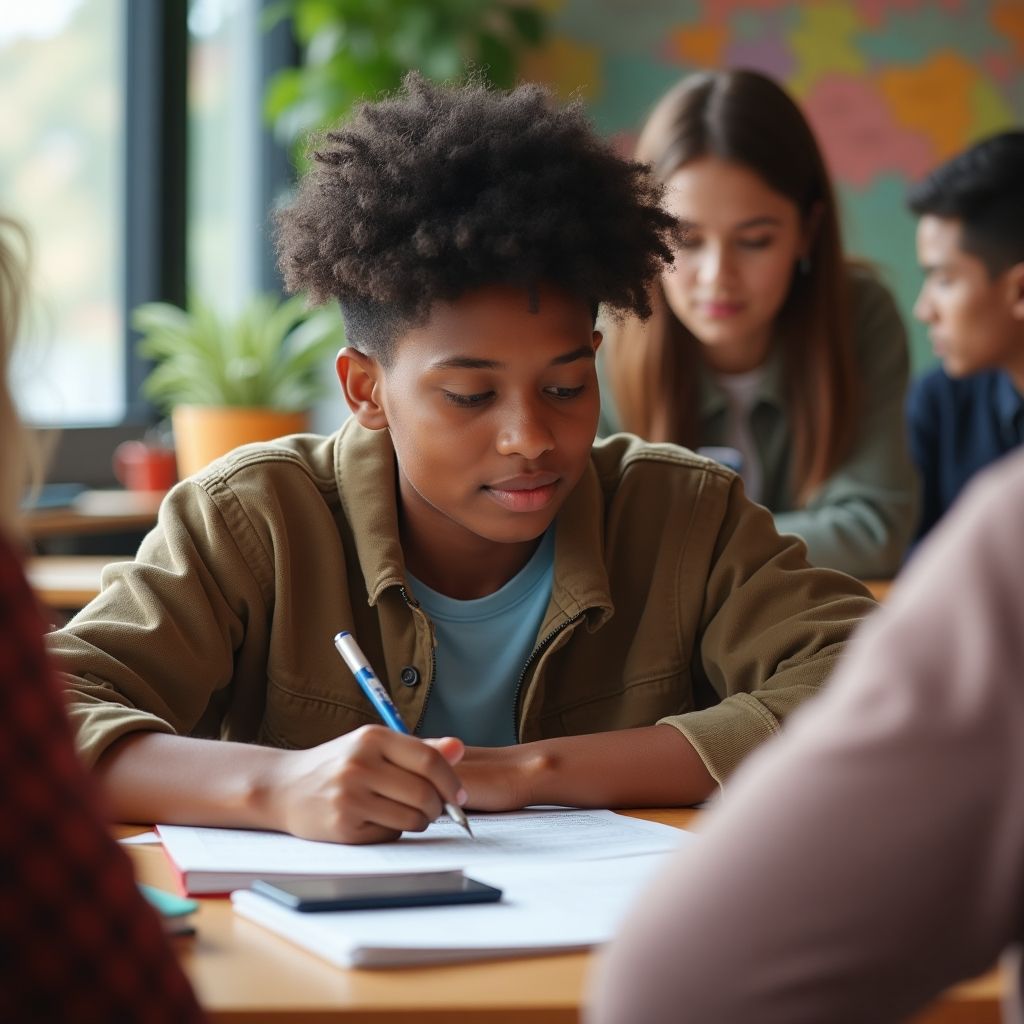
[1,0,125,425]
[188,0,262,314]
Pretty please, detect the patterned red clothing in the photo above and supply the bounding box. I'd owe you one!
[0,536,203,1022]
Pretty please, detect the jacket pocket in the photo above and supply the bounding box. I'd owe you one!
[258,673,377,750]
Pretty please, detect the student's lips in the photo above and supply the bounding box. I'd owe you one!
[701,300,745,319]
[484,474,561,511]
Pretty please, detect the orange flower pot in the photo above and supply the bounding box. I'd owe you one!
[171,405,309,479]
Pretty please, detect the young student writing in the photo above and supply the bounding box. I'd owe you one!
[600,69,916,579]
[906,131,1024,544]
[588,450,1024,1024]
[0,217,203,1020]
[51,75,875,846]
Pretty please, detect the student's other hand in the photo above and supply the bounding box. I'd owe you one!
[452,744,536,812]
[265,726,467,844]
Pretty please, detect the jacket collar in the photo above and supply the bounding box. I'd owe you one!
[334,418,614,626]
[698,344,785,422]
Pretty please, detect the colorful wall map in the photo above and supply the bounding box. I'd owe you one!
[522,0,1024,372]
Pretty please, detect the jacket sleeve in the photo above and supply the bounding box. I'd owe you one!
[773,273,917,579]
[659,473,877,784]
[50,478,269,767]
[591,453,1024,1024]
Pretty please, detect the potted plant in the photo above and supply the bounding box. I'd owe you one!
[133,293,344,478]
[263,0,548,162]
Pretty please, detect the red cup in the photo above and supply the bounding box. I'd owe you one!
[113,441,178,492]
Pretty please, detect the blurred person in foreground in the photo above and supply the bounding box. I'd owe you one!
[587,442,1024,1023]
[0,215,203,1022]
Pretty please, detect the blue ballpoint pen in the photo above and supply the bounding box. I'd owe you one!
[333,630,474,838]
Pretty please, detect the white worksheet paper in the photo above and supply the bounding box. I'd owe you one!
[157,809,689,891]
[231,850,689,967]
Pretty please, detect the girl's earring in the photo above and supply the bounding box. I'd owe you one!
[798,255,812,275]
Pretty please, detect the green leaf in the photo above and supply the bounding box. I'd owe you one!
[476,32,515,88]
[263,0,551,151]
[264,69,304,122]
[505,5,546,46]
[133,293,343,412]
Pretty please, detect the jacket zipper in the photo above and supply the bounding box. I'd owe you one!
[400,585,437,734]
[512,610,585,742]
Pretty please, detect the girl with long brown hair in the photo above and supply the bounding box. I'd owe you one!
[602,69,916,578]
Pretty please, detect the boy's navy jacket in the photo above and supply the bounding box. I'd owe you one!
[907,366,1024,544]
[53,421,875,786]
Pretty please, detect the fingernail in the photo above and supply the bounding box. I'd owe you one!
[456,788,468,806]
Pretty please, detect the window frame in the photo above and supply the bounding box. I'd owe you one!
[41,0,295,486]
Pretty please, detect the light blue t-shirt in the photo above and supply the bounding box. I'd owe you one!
[410,529,555,747]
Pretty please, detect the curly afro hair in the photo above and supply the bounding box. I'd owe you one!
[275,72,675,363]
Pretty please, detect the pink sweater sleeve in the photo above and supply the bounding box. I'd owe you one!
[588,451,1024,1024]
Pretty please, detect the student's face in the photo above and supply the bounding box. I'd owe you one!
[913,215,1024,378]
[659,156,811,373]
[339,284,601,554]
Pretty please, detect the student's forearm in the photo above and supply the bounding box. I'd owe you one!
[461,725,716,810]
[95,732,287,829]
[95,728,471,843]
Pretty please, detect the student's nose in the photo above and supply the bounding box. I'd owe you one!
[913,285,935,324]
[696,242,731,288]
[496,400,555,459]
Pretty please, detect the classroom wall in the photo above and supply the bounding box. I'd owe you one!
[521,0,1024,374]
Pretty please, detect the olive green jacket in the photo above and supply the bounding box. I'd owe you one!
[600,271,917,578]
[52,421,875,786]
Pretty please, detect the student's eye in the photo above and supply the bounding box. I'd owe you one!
[544,385,586,400]
[443,390,494,408]
[737,235,774,250]
[676,234,702,250]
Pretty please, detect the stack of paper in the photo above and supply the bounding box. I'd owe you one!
[231,852,680,967]
[157,808,688,895]
[156,808,694,967]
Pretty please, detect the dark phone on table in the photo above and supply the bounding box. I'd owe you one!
[251,872,503,912]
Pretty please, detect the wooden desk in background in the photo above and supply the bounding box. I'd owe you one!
[122,809,1002,1023]
[865,578,894,602]
[24,488,163,540]
[27,554,127,610]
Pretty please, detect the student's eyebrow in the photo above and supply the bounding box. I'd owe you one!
[550,345,597,366]
[430,345,595,372]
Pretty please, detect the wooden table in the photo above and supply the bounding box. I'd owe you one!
[27,554,126,610]
[122,810,1002,1023]
[24,488,163,540]
[864,578,894,602]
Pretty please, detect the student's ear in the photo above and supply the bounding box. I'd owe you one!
[1007,262,1024,322]
[592,329,603,354]
[336,347,389,430]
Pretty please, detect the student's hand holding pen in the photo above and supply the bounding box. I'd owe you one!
[261,728,469,845]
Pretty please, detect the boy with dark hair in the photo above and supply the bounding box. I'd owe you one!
[906,130,1024,543]
[51,75,873,844]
